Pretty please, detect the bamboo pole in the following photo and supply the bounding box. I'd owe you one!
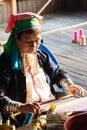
[37,0,52,15]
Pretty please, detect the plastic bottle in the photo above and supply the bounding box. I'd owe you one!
[46,103,57,123]
[46,103,65,130]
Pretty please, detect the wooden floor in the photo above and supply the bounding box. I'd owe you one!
[0,10,87,90]
[42,11,87,90]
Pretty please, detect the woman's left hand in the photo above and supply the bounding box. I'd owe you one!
[67,84,87,97]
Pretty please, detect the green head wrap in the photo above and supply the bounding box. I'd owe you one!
[15,18,41,33]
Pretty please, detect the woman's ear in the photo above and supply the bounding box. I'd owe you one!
[14,33,17,40]
[14,33,19,42]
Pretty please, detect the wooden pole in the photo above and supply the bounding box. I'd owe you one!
[37,0,52,15]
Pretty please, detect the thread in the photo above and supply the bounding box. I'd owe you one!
[80,35,86,46]
[73,31,79,41]
[79,29,84,39]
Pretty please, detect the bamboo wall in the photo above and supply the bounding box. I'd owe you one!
[0,4,10,24]
[17,0,65,14]
[0,0,87,24]
[80,0,87,11]
[0,0,65,24]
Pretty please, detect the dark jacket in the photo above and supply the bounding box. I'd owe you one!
[0,50,70,126]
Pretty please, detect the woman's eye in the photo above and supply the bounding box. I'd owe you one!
[24,41,32,44]
[23,39,41,44]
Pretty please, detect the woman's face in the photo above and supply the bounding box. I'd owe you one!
[15,32,41,53]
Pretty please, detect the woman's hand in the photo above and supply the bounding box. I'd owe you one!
[18,102,42,115]
[66,84,87,97]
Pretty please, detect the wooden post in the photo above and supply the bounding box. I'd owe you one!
[9,0,17,14]
[0,0,17,14]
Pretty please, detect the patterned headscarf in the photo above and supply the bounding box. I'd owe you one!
[4,12,43,70]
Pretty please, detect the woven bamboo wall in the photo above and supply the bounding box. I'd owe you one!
[0,0,87,24]
[0,0,65,24]
[17,0,65,14]
[80,0,87,11]
[0,4,10,24]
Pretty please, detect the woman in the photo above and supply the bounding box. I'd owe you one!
[0,12,86,127]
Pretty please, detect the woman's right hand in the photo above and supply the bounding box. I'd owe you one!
[18,102,42,115]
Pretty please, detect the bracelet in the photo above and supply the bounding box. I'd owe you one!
[5,101,21,113]
[61,78,74,90]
